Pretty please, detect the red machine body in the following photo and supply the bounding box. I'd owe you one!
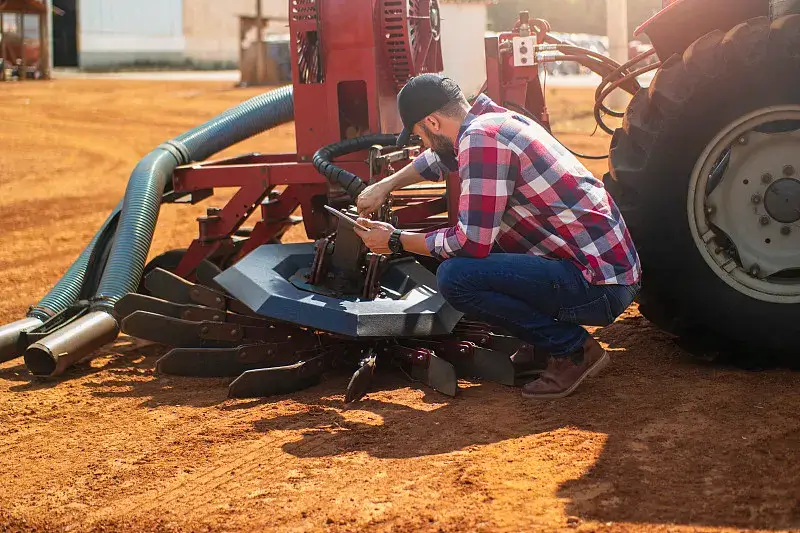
[168,0,542,281]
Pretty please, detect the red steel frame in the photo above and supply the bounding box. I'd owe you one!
[169,6,551,280]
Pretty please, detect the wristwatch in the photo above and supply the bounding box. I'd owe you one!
[388,229,404,254]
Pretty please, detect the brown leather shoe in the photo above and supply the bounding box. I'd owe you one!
[510,343,548,378]
[521,337,610,399]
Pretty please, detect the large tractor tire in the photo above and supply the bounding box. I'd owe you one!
[606,15,800,360]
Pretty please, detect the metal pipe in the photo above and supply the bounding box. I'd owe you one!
[0,317,44,364]
[23,312,119,377]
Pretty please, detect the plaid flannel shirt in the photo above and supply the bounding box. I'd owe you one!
[417,95,641,286]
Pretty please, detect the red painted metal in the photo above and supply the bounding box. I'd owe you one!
[169,0,448,277]
[482,20,550,131]
[167,3,563,279]
[381,0,444,91]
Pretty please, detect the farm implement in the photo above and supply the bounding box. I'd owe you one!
[2,0,800,402]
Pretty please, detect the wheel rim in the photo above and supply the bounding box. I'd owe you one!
[689,106,800,303]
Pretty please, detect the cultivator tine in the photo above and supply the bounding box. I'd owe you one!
[115,293,273,328]
[156,342,307,377]
[194,260,225,293]
[121,311,229,348]
[144,268,258,317]
[415,353,457,397]
[406,340,516,386]
[465,347,517,386]
[344,350,377,403]
[227,349,333,399]
[121,311,301,349]
[390,345,457,397]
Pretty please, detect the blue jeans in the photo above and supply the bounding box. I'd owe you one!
[436,254,640,357]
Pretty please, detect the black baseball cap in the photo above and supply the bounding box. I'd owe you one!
[396,74,463,146]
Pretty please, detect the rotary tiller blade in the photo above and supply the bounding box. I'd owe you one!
[412,353,457,397]
[227,350,330,399]
[344,352,377,404]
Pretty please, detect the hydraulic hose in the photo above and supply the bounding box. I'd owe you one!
[22,85,295,377]
[313,134,399,199]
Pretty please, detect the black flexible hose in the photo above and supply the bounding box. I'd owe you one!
[312,134,399,199]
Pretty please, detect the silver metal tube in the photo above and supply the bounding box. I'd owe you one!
[24,312,119,377]
[0,317,44,364]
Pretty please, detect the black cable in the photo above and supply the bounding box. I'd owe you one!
[503,101,609,161]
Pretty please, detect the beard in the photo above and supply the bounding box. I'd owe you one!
[421,124,457,168]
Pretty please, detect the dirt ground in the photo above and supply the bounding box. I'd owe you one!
[0,80,798,533]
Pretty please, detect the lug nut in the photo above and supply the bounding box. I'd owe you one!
[760,215,771,226]
[750,264,761,277]
[784,165,795,176]
[782,226,792,236]
[762,173,772,184]
[751,194,762,204]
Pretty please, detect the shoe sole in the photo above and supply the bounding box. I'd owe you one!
[520,351,611,400]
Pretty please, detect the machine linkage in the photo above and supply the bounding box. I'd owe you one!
[114,267,541,402]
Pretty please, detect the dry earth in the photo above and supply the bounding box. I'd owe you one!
[0,80,798,533]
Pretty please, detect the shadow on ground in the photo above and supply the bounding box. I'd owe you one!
[249,315,800,531]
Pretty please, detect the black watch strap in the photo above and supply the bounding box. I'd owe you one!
[389,229,404,253]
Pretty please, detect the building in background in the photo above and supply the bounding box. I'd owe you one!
[439,0,493,98]
[48,0,493,88]
[51,0,286,69]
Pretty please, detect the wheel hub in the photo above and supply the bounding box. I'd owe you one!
[764,178,800,223]
[689,106,800,303]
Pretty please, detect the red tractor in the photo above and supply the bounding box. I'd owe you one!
[0,0,797,401]
[606,0,800,360]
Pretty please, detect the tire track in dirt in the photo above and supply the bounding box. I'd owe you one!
[78,416,314,526]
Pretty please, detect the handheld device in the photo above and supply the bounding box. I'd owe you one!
[323,205,371,232]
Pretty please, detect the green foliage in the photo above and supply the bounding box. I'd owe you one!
[487,0,663,39]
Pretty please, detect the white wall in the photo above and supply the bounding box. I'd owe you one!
[439,3,488,98]
[183,0,288,67]
[79,0,184,68]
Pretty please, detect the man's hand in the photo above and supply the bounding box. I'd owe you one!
[356,181,391,217]
[353,218,395,255]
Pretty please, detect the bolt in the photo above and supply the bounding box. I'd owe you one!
[705,205,716,216]
[751,194,762,204]
[213,315,221,321]
[738,136,748,145]
[267,349,274,356]
[480,338,487,345]
[762,173,773,184]
[750,264,761,277]
[760,215,771,226]
[230,328,238,336]
[784,165,795,176]
[201,326,209,335]
[782,226,792,236]
[215,297,222,304]
[714,247,723,254]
